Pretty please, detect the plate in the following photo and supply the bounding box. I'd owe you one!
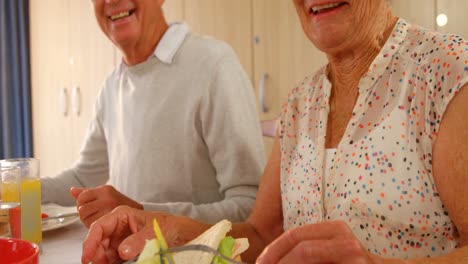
[41,203,80,232]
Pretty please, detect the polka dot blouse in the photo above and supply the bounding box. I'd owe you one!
[278,18,468,258]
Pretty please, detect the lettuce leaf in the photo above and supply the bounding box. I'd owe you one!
[212,236,236,264]
[137,239,161,264]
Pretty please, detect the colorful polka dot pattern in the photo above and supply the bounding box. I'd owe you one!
[279,19,468,259]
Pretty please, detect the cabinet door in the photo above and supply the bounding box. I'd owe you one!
[30,0,74,177]
[68,1,116,157]
[252,0,327,156]
[184,0,254,81]
[391,0,436,30]
[436,0,468,38]
[163,0,185,23]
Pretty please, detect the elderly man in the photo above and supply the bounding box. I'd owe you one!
[41,0,265,228]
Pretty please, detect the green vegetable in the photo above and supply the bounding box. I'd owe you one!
[153,219,168,251]
[137,219,173,264]
[152,219,174,264]
[137,239,161,264]
[212,236,236,264]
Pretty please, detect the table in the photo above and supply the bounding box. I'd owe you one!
[41,221,87,264]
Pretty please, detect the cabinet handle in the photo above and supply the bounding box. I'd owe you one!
[72,85,81,116]
[259,73,268,113]
[59,87,69,117]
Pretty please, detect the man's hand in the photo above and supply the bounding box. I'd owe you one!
[256,221,389,264]
[81,206,210,264]
[70,185,144,228]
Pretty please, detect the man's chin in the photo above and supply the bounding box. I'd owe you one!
[108,28,139,47]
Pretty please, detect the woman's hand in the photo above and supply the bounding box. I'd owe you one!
[81,206,154,264]
[81,205,210,264]
[256,221,388,264]
[71,185,144,228]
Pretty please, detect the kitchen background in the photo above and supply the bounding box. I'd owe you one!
[29,0,468,177]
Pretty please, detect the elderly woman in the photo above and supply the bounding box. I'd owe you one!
[81,0,468,263]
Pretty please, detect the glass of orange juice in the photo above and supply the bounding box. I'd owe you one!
[0,166,21,238]
[0,158,42,247]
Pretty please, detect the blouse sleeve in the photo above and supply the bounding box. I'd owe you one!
[424,34,468,141]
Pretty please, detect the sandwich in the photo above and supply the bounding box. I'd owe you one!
[137,219,249,264]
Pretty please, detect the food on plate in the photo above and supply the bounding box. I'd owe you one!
[137,219,248,264]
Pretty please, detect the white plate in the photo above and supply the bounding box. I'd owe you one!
[42,203,80,232]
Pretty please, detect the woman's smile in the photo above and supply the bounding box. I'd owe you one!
[309,1,349,16]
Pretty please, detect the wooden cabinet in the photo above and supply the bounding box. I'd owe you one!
[163,0,186,23]
[30,0,72,177]
[391,0,468,39]
[184,0,254,81]
[68,1,116,156]
[252,0,327,155]
[436,0,468,38]
[30,0,116,177]
[391,0,436,30]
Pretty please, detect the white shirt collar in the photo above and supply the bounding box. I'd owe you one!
[154,22,189,64]
[117,22,189,73]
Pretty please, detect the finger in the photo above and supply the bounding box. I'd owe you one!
[118,228,153,260]
[104,249,120,264]
[82,220,107,264]
[257,221,353,263]
[82,209,132,263]
[92,239,113,264]
[274,240,366,264]
[78,199,112,224]
[118,213,154,260]
[89,243,121,264]
[76,187,100,206]
[82,211,107,229]
[70,187,87,200]
[84,243,108,264]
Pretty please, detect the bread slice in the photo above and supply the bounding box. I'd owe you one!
[172,219,231,264]
[232,238,249,259]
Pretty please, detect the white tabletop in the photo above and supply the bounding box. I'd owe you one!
[40,221,87,264]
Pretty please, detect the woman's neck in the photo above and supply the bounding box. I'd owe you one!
[327,14,398,92]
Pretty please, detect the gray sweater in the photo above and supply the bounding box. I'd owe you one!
[41,23,265,223]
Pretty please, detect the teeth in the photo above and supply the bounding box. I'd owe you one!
[110,11,130,21]
[311,2,342,14]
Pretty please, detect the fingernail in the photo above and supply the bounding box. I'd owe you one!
[121,244,131,256]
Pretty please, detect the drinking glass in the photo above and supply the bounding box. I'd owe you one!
[0,166,21,238]
[0,158,42,246]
